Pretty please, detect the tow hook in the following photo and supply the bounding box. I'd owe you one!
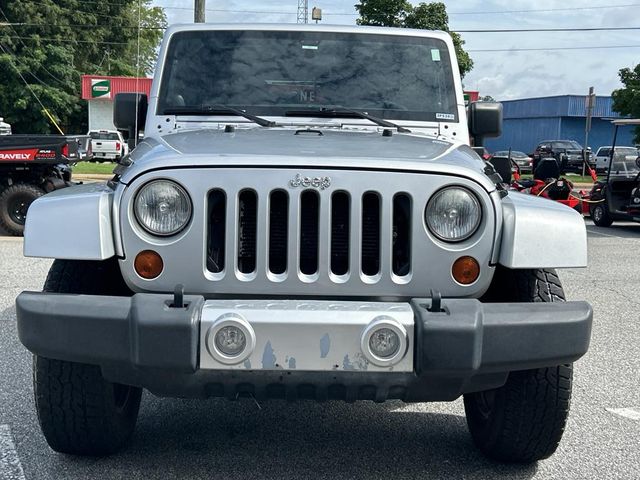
[428,289,444,313]
[170,284,185,308]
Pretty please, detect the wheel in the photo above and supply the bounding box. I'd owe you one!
[0,183,45,236]
[464,268,573,463]
[34,259,141,455]
[591,203,613,227]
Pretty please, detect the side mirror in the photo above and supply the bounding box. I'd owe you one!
[113,93,148,151]
[468,102,502,146]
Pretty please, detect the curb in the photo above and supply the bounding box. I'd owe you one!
[73,174,113,181]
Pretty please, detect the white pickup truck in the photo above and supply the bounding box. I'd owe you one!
[88,129,127,161]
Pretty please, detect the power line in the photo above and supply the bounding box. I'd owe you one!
[469,44,640,52]
[0,46,54,88]
[458,27,640,33]
[6,23,640,34]
[0,5,67,85]
[0,42,64,134]
[153,1,640,16]
[5,22,162,30]
[449,3,640,15]
[4,35,128,45]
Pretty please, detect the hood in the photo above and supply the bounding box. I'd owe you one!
[118,127,496,191]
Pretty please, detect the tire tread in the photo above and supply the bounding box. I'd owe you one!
[35,259,140,455]
[0,183,44,235]
[465,267,573,463]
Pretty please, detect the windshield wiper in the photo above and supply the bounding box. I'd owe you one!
[285,107,411,133]
[163,105,276,127]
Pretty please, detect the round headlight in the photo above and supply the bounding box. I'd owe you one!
[425,187,481,242]
[134,180,192,236]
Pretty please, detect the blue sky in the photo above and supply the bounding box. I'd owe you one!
[151,0,639,100]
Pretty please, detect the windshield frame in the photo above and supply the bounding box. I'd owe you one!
[156,28,460,124]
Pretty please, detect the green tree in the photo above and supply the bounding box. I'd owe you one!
[355,0,473,78]
[612,64,640,143]
[0,0,166,134]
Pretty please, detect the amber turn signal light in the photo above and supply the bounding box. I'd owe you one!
[134,250,164,279]
[452,256,480,285]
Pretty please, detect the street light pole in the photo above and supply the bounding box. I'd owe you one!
[583,86,595,176]
[195,0,205,23]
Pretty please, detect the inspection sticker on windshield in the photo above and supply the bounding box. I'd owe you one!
[436,113,455,120]
[431,49,441,61]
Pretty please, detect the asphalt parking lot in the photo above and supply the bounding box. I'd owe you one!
[1,220,639,480]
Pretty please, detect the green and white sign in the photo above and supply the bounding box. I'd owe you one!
[91,79,111,99]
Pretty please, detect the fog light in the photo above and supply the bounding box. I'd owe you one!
[134,250,163,279]
[368,328,400,358]
[214,326,247,356]
[361,316,408,367]
[206,314,256,365]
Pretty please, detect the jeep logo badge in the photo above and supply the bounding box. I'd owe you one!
[289,174,331,190]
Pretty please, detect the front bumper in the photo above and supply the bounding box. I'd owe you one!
[16,292,592,402]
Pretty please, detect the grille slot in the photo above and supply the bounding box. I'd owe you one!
[299,190,320,275]
[331,191,350,276]
[207,189,226,273]
[392,193,412,277]
[361,192,381,276]
[269,190,288,275]
[237,190,257,274]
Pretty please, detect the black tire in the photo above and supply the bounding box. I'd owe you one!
[34,259,141,455]
[464,268,573,463]
[591,203,613,227]
[0,183,45,236]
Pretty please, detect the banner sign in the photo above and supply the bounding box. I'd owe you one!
[91,79,111,99]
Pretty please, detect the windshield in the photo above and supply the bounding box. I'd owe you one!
[158,30,458,122]
[552,141,582,150]
[90,132,119,140]
[610,151,640,177]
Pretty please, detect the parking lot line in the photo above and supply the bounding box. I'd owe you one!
[606,407,640,421]
[0,424,26,480]
[586,228,621,238]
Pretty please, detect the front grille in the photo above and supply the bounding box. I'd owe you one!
[206,188,413,281]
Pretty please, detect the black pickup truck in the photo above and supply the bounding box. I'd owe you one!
[0,135,81,235]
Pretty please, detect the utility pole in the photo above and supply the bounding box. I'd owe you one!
[297,0,308,23]
[583,86,595,176]
[195,0,205,23]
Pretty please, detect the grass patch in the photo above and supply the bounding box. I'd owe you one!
[72,161,117,175]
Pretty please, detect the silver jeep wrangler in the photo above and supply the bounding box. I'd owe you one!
[16,24,592,462]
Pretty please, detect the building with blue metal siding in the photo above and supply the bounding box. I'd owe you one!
[484,95,636,154]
